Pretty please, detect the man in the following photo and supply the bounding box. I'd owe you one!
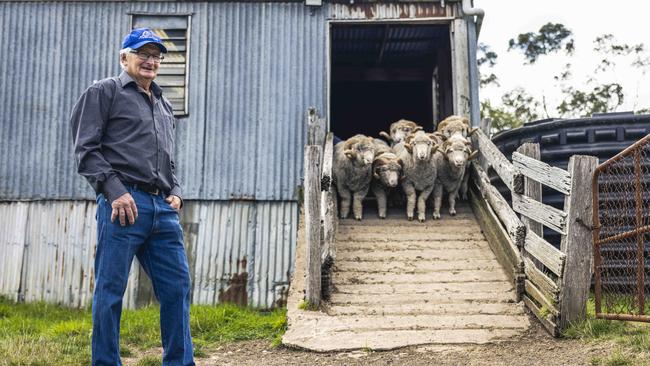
[70,28,194,366]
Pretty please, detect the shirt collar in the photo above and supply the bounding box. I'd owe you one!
[118,71,163,98]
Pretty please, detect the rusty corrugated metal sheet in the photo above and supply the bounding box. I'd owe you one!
[0,200,297,309]
[329,2,457,20]
[0,1,326,201]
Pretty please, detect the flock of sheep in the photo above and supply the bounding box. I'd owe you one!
[333,115,478,222]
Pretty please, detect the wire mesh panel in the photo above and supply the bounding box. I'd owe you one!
[593,134,650,321]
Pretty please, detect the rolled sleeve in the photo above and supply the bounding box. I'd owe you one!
[70,83,126,202]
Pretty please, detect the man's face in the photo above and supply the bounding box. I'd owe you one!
[122,43,162,81]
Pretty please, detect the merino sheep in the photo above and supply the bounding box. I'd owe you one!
[333,134,375,220]
[370,139,403,219]
[432,135,478,219]
[396,131,440,222]
[379,119,423,146]
[436,115,477,139]
[436,115,478,200]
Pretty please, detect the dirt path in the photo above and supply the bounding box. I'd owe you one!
[196,322,640,366]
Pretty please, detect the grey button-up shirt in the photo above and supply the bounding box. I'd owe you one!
[70,71,182,202]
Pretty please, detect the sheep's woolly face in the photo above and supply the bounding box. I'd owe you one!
[373,153,402,187]
[343,135,375,166]
[389,120,423,144]
[442,137,478,168]
[405,131,438,161]
[437,115,477,139]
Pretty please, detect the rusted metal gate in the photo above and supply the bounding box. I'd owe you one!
[593,134,650,322]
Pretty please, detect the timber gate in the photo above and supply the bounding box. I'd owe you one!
[593,134,650,322]
[284,109,600,351]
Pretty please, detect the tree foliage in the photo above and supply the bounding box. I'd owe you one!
[477,43,499,87]
[508,23,575,64]
[480,88,542,133]
[557,83,624,117]
[480,24,650,132]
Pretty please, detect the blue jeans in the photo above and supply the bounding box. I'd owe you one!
[92,187,194,366]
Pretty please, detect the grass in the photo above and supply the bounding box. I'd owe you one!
[0,296,286,365]
[564,295,650,365]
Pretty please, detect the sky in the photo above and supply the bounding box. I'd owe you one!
[473,0,650,117]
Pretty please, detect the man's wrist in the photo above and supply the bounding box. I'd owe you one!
[103,175,128,203]
[169,187,183,208]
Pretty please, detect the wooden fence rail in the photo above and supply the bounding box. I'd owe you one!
[471,127,597,336]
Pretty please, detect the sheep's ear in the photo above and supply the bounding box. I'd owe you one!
[373,167,381,180]
[469,150,479,160]
[469,127,478,136]
[404,143,413,153]
[431,145,439,154]
[397,158,403,167]
[461,116,470,125]
[344,149,357,160]
[413,125,424,132]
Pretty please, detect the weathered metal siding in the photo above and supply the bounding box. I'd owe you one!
[0,1,327,201]
[329,2,457,20]
[0,200,297,309]
[0,2,127,200]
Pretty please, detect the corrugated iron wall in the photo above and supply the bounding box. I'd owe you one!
[0,200,297,309]
[0,1,462,309]
[0,1,326,201]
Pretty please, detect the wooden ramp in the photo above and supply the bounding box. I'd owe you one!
[283,202,531,352]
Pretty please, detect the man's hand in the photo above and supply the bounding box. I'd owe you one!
[166,195,182,211]
[111,193,138,226]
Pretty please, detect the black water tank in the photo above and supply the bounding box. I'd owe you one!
[490,112,650,248]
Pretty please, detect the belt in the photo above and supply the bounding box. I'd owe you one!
[129,182,162,196]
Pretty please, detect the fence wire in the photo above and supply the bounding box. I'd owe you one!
[593,134,650,321]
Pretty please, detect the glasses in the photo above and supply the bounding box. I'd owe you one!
[130,50,164,63]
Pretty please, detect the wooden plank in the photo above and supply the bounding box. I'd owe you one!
[524,230,566,277]
[473,129,516,190]
[513,193,567,235]
[472,162,526,247]
[523,257,559,302]
[513,152,572,195]
[516,143,544,236]
[320,133,335,264]
[306,108,326,146]
[321,133,334,191]
[469,186,524,300]
[451,18,471,117]
[525,280,559,316]
[304,145,322,306]
[523,295,559,337]
[558,155,598,331]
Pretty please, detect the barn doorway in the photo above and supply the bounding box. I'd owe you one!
[329,22,454,140]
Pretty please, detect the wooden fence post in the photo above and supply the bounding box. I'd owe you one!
[558,155,598,331]
[516,143,543,237]
[304,145,322,307]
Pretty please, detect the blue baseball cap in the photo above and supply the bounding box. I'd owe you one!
[121,28,168,53]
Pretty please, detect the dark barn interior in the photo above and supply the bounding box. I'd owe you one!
[330,23,454,140]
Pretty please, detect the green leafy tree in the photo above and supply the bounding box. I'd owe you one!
[480,88,542,133]
[478,43,499,87]
[557,83,624,117]
[508,23,575,64]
